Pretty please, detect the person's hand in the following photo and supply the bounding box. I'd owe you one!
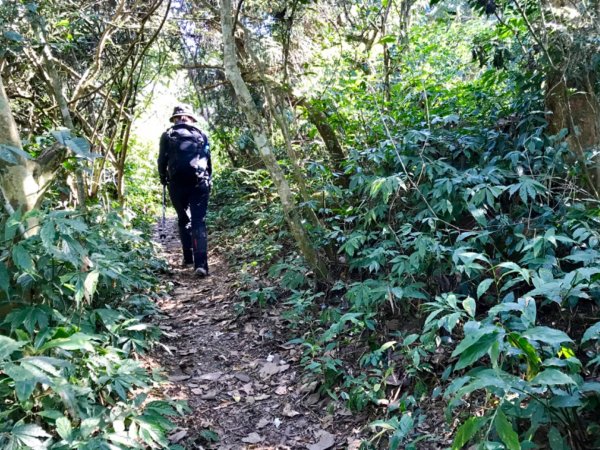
[160,176,168,186]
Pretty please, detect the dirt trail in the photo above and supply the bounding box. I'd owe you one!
[150,218,362,449]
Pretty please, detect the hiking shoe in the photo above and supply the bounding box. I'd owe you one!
[182,259,194,268]
[194,267,208,277]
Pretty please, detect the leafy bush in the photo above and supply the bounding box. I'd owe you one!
[0,207,185,448]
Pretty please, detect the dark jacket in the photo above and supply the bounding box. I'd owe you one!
[158,123,212,184]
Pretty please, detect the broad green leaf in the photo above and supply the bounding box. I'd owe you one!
[462,297,476,317]
[4,359,55,402]
[39,332,95,352]
[40,221,56,248]
[12,243,35,273]
[494,409,520,450]
[452,416,485,450]
[84,270,100,301]
[549,392,582,408]
[379,34,396,44]
[0,145,19,164]
[581,321,600,344]
[56,417,72,440]
[580,382,600,393]
[477,278,494,299]
[199,429,219,442]
[370,419,396,431]
[51,128,71,144]
[66,137,92,157]
[10,423,50,448]
[80,418,101,439]
[454,331,500,371]
[0,144,32,162]
[21,356,69,376]
[530,369,577,386]
[548,427,569,450]
[3,31,24,42]
[0,336,24,360]
[507,333,541,378]
[6,305,51,334]
[522,327,573,346]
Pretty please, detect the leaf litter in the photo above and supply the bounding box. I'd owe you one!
[147,218,364,448]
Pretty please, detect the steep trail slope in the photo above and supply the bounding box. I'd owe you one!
[149,218,363,449]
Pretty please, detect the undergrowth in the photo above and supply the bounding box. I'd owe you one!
[210,22,600,450]
[0,206,187,449]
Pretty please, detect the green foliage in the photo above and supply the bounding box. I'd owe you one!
[211,168,286,268]
[211,5,600,448]
[0,207,183,448]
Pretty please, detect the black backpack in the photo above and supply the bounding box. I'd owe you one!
[165,123,210,185]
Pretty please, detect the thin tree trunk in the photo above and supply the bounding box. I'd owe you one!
[264,91,321,228]
[546,72,600,196]
[0,74,65,224]
[219,0,329,281]
[381,0,393,103]
[297,98,348,187]
[33,22,87,209]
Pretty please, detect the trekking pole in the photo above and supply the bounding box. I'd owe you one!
[159,185,167,239]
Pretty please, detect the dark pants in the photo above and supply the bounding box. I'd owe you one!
[168,181,210,272]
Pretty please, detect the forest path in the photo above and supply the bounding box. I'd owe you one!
[149,218,362,449]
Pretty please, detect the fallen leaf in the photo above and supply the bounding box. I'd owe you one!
[256,418,270,429]
[347,438,362,450]
[307,430,336,450]
[273,418,282,428]
[234,373,251,382]
[168,429,188,444]
[201,390,218,400]
[168,375,191,382]
[305,392,320,405]
[321,415,333,428]
[241,432,263,444]
[241,382,254,395]
[282,403,300,417]
[299,381,319,393]
[255,394,271,401]
[197,371,222,381]
[275,385,287,395]
[259,362,289,378]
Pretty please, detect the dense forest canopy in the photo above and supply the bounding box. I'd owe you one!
[1,0,599,448]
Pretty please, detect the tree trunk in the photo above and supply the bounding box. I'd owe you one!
[297,98,348,187]
[32,22,88,208]
[0,74,65,222]
[546,72,600,195]
[524,0,600,194]
[219,0,329,281]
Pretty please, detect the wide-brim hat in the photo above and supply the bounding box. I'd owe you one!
[170,104,198,123]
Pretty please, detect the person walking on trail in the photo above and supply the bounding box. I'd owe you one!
[157,104,212,277]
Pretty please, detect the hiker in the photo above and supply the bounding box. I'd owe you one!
[158,104,212,277]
